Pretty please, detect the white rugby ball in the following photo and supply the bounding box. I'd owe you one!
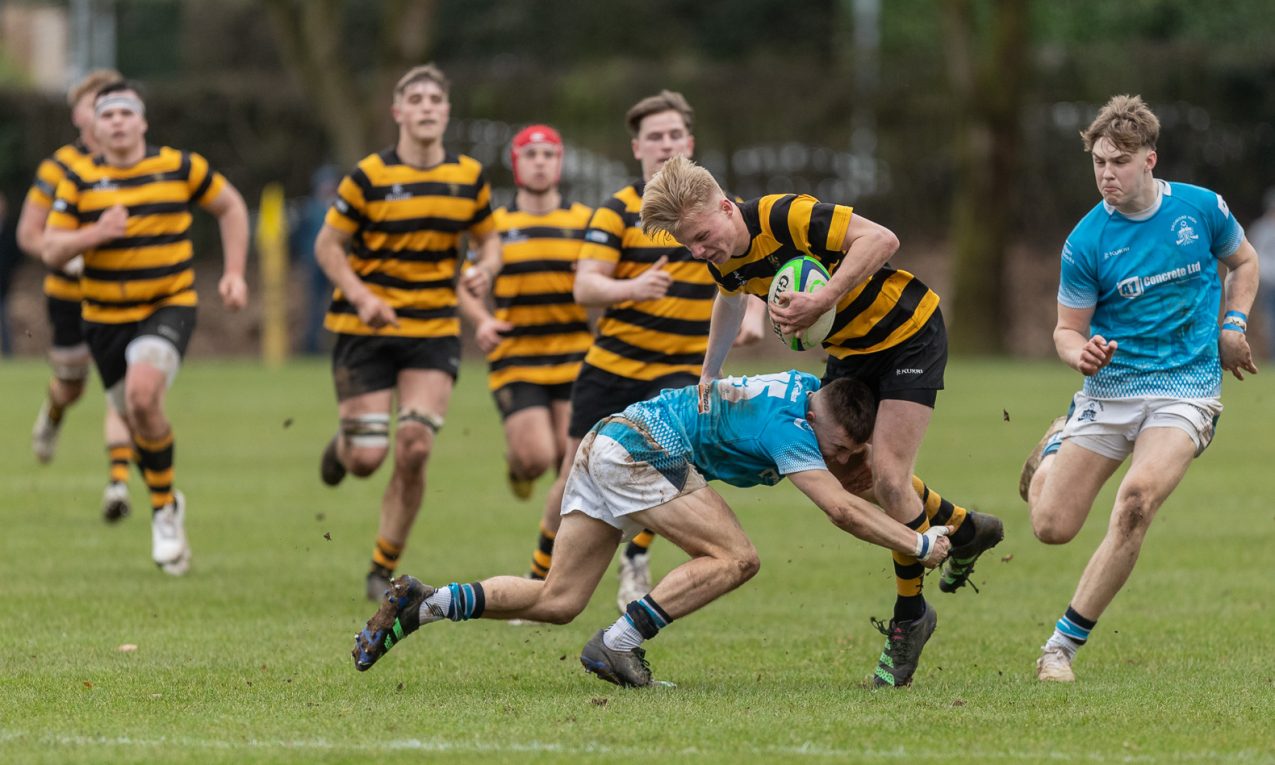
[767,256,836,351]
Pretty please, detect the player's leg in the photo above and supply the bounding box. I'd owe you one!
[32,297,91,463]
[365,361,453,599]
[1038,401,1212,682]
[320,334,395,486]
[500,383,559,499]
[101,402,133,522]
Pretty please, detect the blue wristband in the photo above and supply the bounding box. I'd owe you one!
[1221,323,1246,334]
[1225,310,1248,322]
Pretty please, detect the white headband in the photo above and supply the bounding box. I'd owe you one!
[95,94,144,117]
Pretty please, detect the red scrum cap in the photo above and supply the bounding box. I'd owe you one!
[511,124,563,187]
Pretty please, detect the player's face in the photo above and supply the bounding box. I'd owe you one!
[394,79,450,145]
[93,93,147,156]
[809,393,865,467]
[1091,137,1156,212]
[516,143,562,193]
[678,199,741,265]
[633,110,694,181]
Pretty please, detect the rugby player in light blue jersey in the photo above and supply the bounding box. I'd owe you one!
[1018,95,1259,683]
[352,370,953,687]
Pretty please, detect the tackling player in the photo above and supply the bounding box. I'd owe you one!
[352,370,952,687]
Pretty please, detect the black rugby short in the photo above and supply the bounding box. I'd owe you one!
[567,364,698,439]
[331,334,460,401]
[47,296,86,348]
[822,308,947,408]
[492,381,573,421]
[84,305,197,389]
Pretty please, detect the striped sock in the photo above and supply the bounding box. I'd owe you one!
[443,582,486,621]
[605,595,672,651]
[892,509,930,622]
[1042,432,1064,459]
[371,536,402,577]
[1047,605,1096,658]
[107,442,132,484]
[133,430,175,511]
[529,523,555,579]
[912,476,972,544]
[47,387,66,424]
[624,530,655,560]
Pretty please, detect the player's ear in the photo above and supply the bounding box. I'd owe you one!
[1145,149,1157,172]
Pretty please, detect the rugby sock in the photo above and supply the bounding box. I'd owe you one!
[133,430,175,511]
[892,509,930,622]
[46,386,66,424]
[1042,432,1064,459]
[624,530,655,560]
[528,522,556,580]
[428,582,485,622]
[107,442,132,484]
[912,476,974,546]
[604,595,672,651]
[371,536,402,578]
[1046,605,1096,659]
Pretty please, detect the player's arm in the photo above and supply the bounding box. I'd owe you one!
[313,223,397,329]
[787,469,950,566]
[1218,237,1260,380]
[204,181,251,311]
[1054,303,1115,376]
[574,256,672,306]
[43,201,126,270]
[460,228,502,297]
[456,275,510,353]
[700,289,748,382]
[16,198,51,260]
[770,211,899,334]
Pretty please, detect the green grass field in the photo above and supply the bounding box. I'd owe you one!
[2,356,1273,764]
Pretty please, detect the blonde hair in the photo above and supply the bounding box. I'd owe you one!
[640,155,723,239]
[625,89,693,138]
[394,63,450,99]
[1081,94,1160,153]
[67,68,123,108]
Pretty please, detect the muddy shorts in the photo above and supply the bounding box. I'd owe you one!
[1063,393,1223,460]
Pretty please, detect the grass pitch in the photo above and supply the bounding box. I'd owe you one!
[1,356,1272,764]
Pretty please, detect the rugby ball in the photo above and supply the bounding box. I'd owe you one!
[767,256,836,351]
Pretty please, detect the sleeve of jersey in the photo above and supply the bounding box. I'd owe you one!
[46,178,80,230]
[578,200,625,266]
[468,173,495,238]
[762,418,828,476]
[803,199,854,258]
[25,159,63,208]
[1206,192,1244,259]
[1057,236,1098,309]
[187,153,227,208]
[324,174,368,235]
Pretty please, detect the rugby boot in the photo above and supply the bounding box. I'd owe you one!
[152,491,190,576]
[507,470,535,501]
[1036,644,1076,682]
[870,602,937,688]
[939,511,1005,593]
[101,481,131,523]
[353,575,434,671]
[32,401,61,464]
[579,629,653,687]
[1018,415,1067,502]
[365,563,393,602]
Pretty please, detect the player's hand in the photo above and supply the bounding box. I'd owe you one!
[732,298,767,347]
[475,316,513,353]
[461,264,493,298]
[1220,330,1258,381]
[354,293,398,330]
[916,525,952,568]
[769,290,830,336]
[218,273,248,311]
[1076,334,1117,376]
[95,204,128,243]
[629,255,673,302]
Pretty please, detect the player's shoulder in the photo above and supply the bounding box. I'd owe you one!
[1064,201,1113,254]
[612,182,643,211]
[1164,180,1232,220]
[448,152,487,178]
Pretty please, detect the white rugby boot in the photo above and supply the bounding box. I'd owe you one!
[1036,644,1076,682]
[151,490,191,576]
[32,401,61,464]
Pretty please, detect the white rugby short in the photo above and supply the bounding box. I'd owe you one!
[560,418,707,540]
[1062,392,1223,461]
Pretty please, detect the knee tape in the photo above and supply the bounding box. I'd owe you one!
[398,409,444,434]
[106,380,127,414]
[49,344,91,381]
[341,413,391,449]
[125,335,182,387]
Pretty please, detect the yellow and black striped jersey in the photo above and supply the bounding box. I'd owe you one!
[487,200,594,391]
[579,181,716,381]
[323,149,495,338]
[25,141,95,302]
[46,145,227,324]
[709,193,939,358]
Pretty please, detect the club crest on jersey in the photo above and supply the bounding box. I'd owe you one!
[502,228,526,243]
[385,183,411,201]
[1171,215,1199,247]
[1077,400,1104,423]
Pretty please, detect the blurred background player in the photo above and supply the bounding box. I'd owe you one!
[458,125,593,584]
[517,90,766,609]
[352,371,952,687]
[289,164,342,355]
[16,68,136,522]
[1244,186,1275,357]
[314,64,501,599]
[1019,95,1258,682]
[43,81,250,574]
[640,155,1005,687]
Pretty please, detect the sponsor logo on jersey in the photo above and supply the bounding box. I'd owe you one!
[585,229,608,244]
[1102,246,1130,261]
[1118,261,1203,299]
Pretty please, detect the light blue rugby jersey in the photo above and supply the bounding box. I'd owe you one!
[1058,180,1243,398]
[606,370,828,489]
